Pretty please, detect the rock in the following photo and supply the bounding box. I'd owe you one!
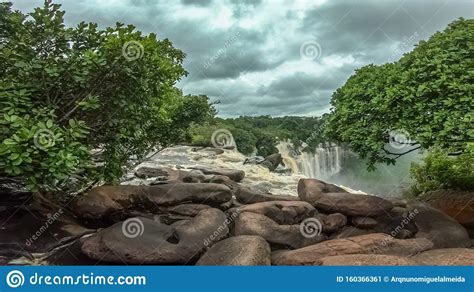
[423,190,474,226]
[412,248,474,265]
[134,166,186,180]
[164,204,212,217]
[0,194,94,263]
[314,192,394,216]
[329,226,375,239]
[81,208,228,264]
[238,201,316,225]
[188,167,245,182]
[196,235,271,266]
[235,185,300,204]
[410,203,471,248]
[351,217,379,229]
[259,153,282,171]
[316,254,417,266]
[323,213,347,233]
[297,179,347,205]
[243,156,264,165]
[192,147,225,155]
[73,183,233,223]
[372,208,418,238]
[182,170,207,183]
[271,233,433,265]
[234,212,325,249]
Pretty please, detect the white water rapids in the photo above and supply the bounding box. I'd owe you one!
[125,144,365,196]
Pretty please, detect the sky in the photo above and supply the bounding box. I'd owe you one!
[12,0,474,117]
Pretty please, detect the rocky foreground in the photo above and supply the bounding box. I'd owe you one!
[1,147,473,266]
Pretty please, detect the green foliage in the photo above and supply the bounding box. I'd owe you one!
[409,146,474,197]
[325,18,473,168]
[189,116,323,156]
[0,1,214,192]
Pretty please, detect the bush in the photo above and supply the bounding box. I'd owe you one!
[408,146,474,197]
[0,2,214,192]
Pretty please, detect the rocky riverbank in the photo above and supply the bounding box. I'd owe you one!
[1,147,473,266]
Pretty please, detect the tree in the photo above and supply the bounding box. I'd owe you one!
[0,1,214,193]
[324,18,473,168]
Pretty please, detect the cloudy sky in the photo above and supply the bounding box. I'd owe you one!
[12,0,474,117]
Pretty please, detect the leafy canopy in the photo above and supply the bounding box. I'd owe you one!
[324,18,473,168]
[0,1,214,192]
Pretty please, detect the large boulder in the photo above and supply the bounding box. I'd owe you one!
[316,254,417,266]
[410,203,470,248]
[234,212,325,249]
[372,208,418,239]
[329,226,375,239]
[412,248,474,265]
[238,201,316,225]
[196,235,271,266]
[297,178,347,205]
[351,217,379,229]
[271,233,433,265]
[188,167,245,182]
[323,213,347,233]
[422,190,474,226]
[235,185,300,204]
[81,208,228,264]
[259,153,282,171]
[134,166,183,180]
[313,192,394,216]
[73,183,232,223]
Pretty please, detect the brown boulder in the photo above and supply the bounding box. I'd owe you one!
[259,153,282,171]
[81,208,228,264]
[189,167,245,182]
[134,166,182,180]
[73,183,232,223]
[297,178,347,205]
[238,201,316,225]
[197,235,271,266]
[235,185,300,204]
[351,217,379,229]
[423,190,474,226]
[412,248,474,265]
[329,226,375,239]
[314,192,394,216]
[410,203,470,248]
[323,213,347,233]
[317,254,417,266]
[234,212,325,249]
[271,233,433,265]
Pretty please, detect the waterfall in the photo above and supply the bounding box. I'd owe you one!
[277,141,343,180]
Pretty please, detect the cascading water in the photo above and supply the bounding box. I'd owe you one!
[277,141,343,180]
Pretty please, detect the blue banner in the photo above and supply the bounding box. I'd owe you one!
[0,266,472,292]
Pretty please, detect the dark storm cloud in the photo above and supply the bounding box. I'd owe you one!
[12,0,474,117]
